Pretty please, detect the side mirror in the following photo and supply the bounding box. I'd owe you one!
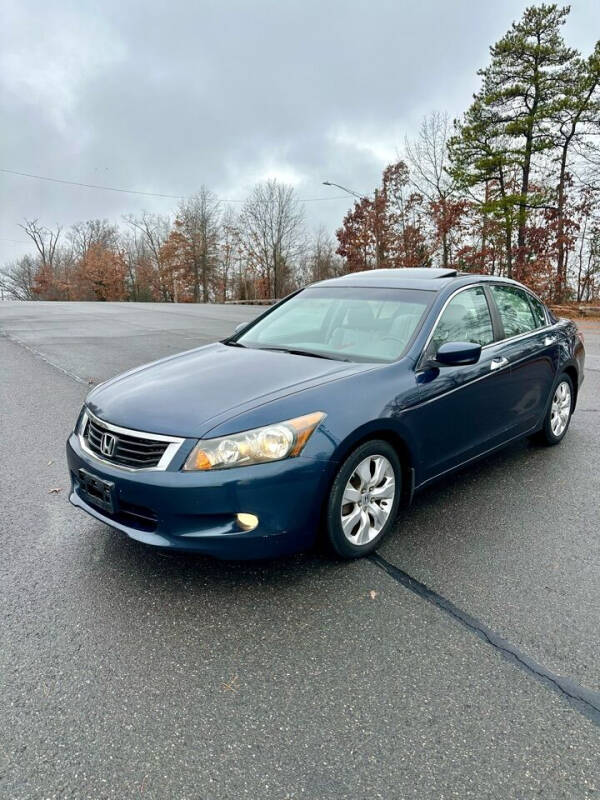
[234,322,247,334]
[436,341,481,367]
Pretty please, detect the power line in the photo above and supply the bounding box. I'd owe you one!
[0,168,184,199]
[0,168,350,203]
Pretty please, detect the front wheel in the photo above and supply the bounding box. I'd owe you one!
[325,439,401,559]
[537,374,574,446]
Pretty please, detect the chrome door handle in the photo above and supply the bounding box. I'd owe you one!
[544,335,557,346]
[490,357,509,371]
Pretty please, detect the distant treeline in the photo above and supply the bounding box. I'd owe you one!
[2,4,599,304]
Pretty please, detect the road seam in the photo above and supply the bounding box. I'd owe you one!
[1,330,88,385]
[369,552,600,728]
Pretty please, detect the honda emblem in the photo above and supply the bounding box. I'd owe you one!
[100,432,117,457]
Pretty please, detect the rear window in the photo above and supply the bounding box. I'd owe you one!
[528,294,548,328]
[490,285,537,338]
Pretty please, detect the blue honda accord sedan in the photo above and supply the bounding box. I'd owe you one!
[66,268,585,559]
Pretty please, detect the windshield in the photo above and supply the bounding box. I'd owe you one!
[234,286,433,363]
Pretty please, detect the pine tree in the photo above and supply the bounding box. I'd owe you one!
[553,42,600,299]
[449,4,579,278]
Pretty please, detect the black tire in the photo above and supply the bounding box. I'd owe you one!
[325,439,402,559]
[536,373,575,446]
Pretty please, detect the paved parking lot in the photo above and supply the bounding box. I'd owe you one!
[1,301,599,799]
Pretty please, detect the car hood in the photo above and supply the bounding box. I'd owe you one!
[86,342,372,438]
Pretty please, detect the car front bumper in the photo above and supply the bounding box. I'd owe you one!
[66,433,331,559]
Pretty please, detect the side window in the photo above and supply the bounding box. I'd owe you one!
[426,286,494,359]
[490,285,537,338]
[528,295,548,328]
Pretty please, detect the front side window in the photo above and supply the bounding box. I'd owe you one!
[490,285,537,338]
[235,286,432,363]
[426,286,494,360]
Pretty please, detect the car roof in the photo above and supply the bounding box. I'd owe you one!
[310,268,521,293]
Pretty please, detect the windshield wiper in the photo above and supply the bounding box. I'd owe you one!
[223,340,247,348]
[256,346,351,362]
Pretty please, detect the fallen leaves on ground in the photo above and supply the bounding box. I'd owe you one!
[221,675,240,694]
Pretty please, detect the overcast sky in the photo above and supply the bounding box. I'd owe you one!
[2,0,599,264]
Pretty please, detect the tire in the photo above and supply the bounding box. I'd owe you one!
[325,439,402,559]
[536,373,575,446]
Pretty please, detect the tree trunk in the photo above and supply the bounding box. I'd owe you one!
[441,230,449,267]
[516,130,534,279]
[556,141,569,301]
[498,170,513,278]
[516,57,541,281]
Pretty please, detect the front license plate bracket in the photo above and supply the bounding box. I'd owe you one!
[78,468,115,514]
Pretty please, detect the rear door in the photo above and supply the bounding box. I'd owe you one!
[487,284,559,437]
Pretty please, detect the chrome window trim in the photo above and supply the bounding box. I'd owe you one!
[483,322,555,350]
[417,282,555,370]
[77,409,185,472]
[521,288,550,327]
[417,284,494,370]
[487,283,548,337]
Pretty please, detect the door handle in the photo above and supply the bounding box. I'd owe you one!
[544,335,557,346]
[490,356,509,371]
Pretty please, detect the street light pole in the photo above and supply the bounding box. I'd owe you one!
[322,181,367,201]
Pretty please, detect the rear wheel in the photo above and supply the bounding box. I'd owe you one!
[536,374,574,446]
[325,440,401,558]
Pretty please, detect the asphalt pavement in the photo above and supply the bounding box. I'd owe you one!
[1,301,599,799]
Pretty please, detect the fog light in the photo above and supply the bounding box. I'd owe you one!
[236,513,259,531]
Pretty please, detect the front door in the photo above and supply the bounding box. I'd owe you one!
[408,285,511,482]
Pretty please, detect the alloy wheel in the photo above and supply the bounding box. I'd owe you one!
[340,454,396,546]
[550,380,571,438]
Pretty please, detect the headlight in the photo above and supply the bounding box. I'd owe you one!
[183,412,326,471]
[75,406,88,435]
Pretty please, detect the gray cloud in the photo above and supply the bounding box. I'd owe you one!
[2,0,599,263]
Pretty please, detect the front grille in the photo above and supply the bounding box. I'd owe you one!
[84,416,169,469]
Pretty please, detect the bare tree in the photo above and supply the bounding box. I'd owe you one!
[239,180,305,298]
[308,226,341,282]
[405,112,455,266]
[0,255,39,300]
[124,212,172,300]
[17,219,63,298]
[20,219,61,270]
[174,188,221,302]
[68,219,119,261]
[218,206,241,302]
[120,228,155,300]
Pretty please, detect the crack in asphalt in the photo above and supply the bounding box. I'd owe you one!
[369,552,600,728]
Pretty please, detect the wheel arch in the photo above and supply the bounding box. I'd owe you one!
[330,423,416,508]
[561,363,579,410]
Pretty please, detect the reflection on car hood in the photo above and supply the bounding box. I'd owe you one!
[86,342,372,438]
